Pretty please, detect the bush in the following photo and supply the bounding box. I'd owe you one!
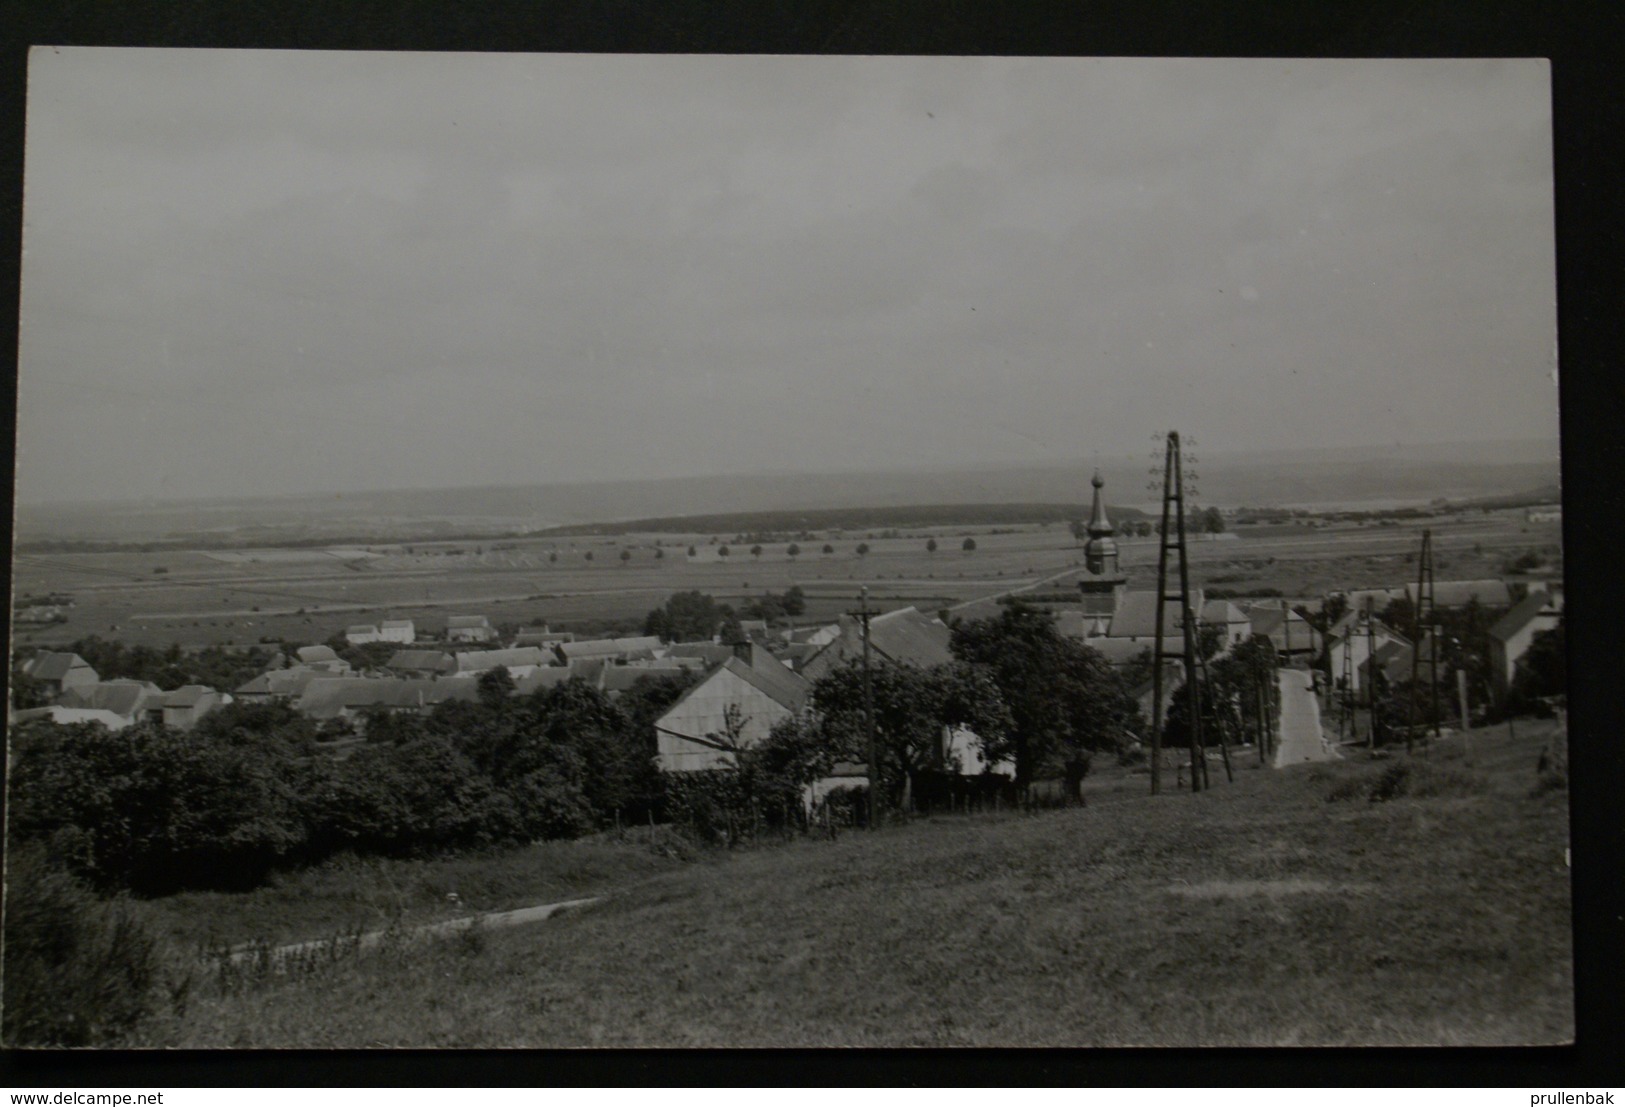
[2,847,166,1046]
[1326,760,1483,803]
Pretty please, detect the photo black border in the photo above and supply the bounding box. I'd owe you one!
[1,0,1620,1090]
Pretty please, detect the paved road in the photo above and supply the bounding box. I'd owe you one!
[1273,668,1339,768]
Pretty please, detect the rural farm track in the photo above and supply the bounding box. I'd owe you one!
[222,896,603,968]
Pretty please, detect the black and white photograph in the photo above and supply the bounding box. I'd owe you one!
[4,48,1569,1049]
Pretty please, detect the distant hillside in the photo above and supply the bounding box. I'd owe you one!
[14,438,1561,548]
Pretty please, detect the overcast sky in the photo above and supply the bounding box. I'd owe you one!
[16,50,1557,504]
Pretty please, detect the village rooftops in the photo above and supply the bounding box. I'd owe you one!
[296,676,479,720]
[235,666,328,698]
[385,649,457,675]
[22,651,96,683]
[446,615,492,629]
[453,647,550,673]
[557,636,664,662]
[57,680,163,718]
[162,685,219,708]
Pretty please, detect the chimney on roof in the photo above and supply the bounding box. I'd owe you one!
[731,637,754,665]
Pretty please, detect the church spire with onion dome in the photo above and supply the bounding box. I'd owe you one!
[1084,469,1119,577]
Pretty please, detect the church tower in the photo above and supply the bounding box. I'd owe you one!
[1078,469,1127,623]
[1084,470,1118,577]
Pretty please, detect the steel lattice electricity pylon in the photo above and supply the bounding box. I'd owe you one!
[1148,431,1205,795]
[1407,528,1441,753]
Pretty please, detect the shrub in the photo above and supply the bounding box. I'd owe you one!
[1,847,165,1046]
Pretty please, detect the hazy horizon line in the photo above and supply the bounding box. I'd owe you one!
[15,433,1562,512]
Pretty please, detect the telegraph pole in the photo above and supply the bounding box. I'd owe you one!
[1365,596,1377,751]
[860,585,878,830]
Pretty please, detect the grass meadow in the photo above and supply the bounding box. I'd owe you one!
[129,719,1571,1048]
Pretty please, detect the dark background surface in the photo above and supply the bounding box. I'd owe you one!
[0,0,1620,1088]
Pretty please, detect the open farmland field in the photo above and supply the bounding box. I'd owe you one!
[132,720,1571,1048]
[11,509,1562,650]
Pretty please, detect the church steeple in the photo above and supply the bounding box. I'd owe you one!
[1084,469,1119,577]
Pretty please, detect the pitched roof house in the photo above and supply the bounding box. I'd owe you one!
[797,607,953,682]
[54,679,165,728]
[161,686,231,730]
[384,650,457,678]
[21,651,99,697]
[1407,579,1512,610]
[445,615,496,643]
[452,647,550,678]
[655,653,812,772]
[1487,590,1564,697]
[379,619,416,644]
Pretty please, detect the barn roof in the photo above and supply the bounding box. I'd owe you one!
[1489,590,1560,643]
[296,676,478,719]
[162,685,218,708]
[296,645,340,664]
[57,680,161,717]
[1108,590,1202,640]
[24,651,94,682]
[453,647,548,672]
[385,650,456,673]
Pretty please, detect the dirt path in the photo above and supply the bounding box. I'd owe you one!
[221,896,602,967]
[1273,668,1339,768]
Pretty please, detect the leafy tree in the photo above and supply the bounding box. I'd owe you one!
[644,590,733,642]
[584,551,594,561]
[950,602,1138,784]
[620,548,632,565]
[8,721,311,894]
[787,543,801,559]
[750,544,763,560]
[1202,507,1226,534]
[962,537,977,552]
[782,585,806,617]
[719,546,731,559]
[1069,520,1086,546]
[687,545,697,557]
[477,666,517,709]
[926,537,938,554]
[9,666,48,709]
[1512,620,1565,703]
[822,543,835,555]
[856,543,870,557]
[654,547,665,560]
[811,660,1013,805]
[549,551,558,563]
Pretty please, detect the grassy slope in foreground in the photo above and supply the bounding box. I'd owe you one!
[150,722,1572,1048]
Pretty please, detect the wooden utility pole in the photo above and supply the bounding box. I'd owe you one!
[1196,636,1234,783]
[860,586,878,829]
[1365,596,1377,751]
[1149,431,1204,793]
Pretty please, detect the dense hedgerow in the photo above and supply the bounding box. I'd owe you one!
[7,674,695,897]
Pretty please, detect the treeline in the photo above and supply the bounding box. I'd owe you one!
[539,502,1151,538]
[7,671,695,896]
